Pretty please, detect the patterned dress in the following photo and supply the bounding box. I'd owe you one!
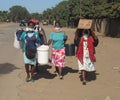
[78,38,95,72]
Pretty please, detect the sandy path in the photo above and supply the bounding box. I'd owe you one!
[0,23,120,100]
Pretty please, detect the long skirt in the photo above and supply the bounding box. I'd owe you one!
[78,41,95,72]
[51,47,65,67]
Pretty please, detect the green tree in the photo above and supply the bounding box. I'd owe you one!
[9,5,30,22]
[30,13,42,21]
[81,0,120,19]
[0,11,9,22]
[42,1,69,26]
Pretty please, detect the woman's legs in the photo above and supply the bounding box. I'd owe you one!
[25,64,30,78]
[81,70,86,85]
[25,64,30,82]
[58,67,63,79]
[55,66,59,74]
[25,64,35,82]
[31,65,35,80]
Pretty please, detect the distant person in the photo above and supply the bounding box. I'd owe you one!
[47,21,67,79]
[19,21,41,82]
[75,29,98,85]
[33,20,48,73]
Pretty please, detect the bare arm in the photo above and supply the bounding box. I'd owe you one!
[74,29,78,40]
[47,39,52,45]
[64,35,68,43]
[90,29,99,47]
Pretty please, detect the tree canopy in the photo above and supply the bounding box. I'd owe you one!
[0,0,120,26]
[41,0,120,27]
[9,5,30,22]
[0,11,9,22]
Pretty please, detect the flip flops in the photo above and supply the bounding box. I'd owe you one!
[30,79,35,82]
[59,75,63,79]
[82,80,86,85]
[25,77,35,82]
[25,77,30,82]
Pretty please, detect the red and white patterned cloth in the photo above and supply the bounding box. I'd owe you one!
[51,47,65,67]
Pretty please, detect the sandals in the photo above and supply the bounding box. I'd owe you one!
[54,71,59,76]
[30,79,35,82]
[59,75,63,79]
[25,77,35,83]
[25,77,30,82]
[82,80,86,85]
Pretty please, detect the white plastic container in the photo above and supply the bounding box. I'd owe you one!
[37,45,49,65]
[13,33,23,49]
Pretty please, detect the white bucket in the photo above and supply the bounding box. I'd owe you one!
[37,45,49,65]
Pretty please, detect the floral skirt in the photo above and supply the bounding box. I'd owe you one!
[78,60,95,72]
[51,47,65,67]
[77,41,95,72]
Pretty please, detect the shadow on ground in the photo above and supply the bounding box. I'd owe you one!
[0,63,20,74]
[34,64,56,80]
[79,71,100,82]
[62,66,78,76]
[34,65,78,80]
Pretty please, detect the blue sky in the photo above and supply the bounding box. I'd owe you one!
[0,0,62,13]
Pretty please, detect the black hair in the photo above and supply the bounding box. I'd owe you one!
[76,29,93,38]
[83,29,89,34]
[55,21,60,26]
[27,21,35,26]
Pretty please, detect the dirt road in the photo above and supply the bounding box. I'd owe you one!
[0,23,120,100]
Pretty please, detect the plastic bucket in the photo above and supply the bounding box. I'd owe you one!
[65,44,75,56]
[37,45,49,65]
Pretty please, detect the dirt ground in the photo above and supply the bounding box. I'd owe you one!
[0,23,120,100]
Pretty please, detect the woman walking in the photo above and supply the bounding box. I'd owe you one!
[76,29,98,85]
[19,21,41,82]
[47,21,67,79]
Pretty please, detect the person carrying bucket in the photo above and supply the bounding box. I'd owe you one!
[32,19,48,73]
[47,21,67,79]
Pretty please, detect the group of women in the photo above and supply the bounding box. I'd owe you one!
[18,19,98,85]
